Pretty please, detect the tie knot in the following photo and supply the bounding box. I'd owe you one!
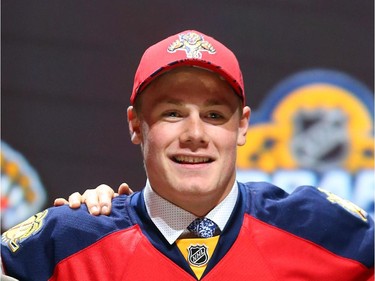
[187,217,218,238]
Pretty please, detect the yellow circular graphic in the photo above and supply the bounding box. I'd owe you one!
[237,83,373,172]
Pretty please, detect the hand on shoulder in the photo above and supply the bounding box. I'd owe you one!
[53,183,133,215]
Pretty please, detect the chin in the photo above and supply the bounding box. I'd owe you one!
[181,183,216,195]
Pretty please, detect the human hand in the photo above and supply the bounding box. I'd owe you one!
[53,183,133,215]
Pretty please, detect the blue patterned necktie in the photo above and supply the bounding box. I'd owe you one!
[187,217,218,238]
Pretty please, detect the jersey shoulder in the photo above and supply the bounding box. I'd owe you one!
[238,181,374,267]
[239,181,371,223]
[1,194,138,280]
[1,194,136,259]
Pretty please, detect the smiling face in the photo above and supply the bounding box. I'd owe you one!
[128,67,250,216]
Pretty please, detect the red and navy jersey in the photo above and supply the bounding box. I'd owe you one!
[1,182,374,280]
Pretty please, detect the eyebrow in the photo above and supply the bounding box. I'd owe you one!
[204,98,228,107]
[158,98,229,107]
[162,98,183,106]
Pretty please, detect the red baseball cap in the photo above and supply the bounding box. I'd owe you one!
[131,30,245,105]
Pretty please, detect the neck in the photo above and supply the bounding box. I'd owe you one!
[177,200,217,217]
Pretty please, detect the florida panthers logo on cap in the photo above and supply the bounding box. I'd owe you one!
[187,244,209,267]
[167,31,216,59]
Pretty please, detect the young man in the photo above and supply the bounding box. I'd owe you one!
[2,30,374,280]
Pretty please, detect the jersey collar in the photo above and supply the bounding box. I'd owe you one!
[143,180,238,244]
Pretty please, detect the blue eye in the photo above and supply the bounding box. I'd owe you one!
[162,111,182,119]
[167,112,179,117]
[208,112,222,119]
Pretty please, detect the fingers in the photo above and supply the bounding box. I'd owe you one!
[82,184,115,216]
[117,182,134,195]
[53,198,69,206]
[68,192,84,209]
[53,183,126,216]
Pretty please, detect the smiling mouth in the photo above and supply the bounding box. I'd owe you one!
[173,156,213,164]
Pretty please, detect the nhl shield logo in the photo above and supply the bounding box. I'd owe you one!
[187,244,209,267]
[290,109,349,170]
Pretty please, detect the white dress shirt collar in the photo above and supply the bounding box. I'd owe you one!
[143,180,239,245]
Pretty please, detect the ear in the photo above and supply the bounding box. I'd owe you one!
[237,106,251,146]
[127,106,142,144]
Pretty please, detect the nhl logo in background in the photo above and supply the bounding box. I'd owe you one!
[188,244,209,267]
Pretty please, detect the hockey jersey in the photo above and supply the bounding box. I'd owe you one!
[1,182,374,280]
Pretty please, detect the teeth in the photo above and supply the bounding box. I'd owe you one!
[174,156,210,164]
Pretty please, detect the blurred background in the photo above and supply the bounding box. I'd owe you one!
[2,1,373,230]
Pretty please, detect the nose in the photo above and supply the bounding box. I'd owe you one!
[179,113,209,149]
